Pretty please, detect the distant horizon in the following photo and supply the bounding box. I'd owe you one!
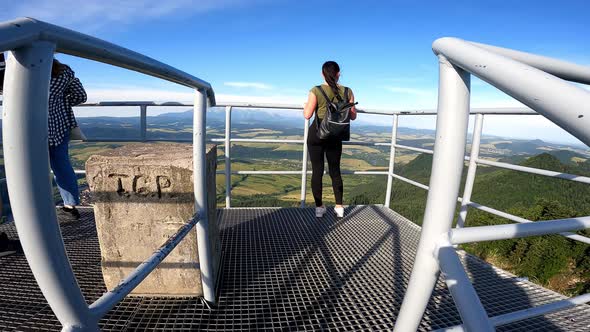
[0,100,586,147]
[60,108,590,150]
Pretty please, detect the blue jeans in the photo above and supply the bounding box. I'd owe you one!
[49,138,79,206]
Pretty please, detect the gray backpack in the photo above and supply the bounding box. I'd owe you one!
[315,85,357,141]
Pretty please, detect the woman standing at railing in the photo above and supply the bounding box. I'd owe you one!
[49,59,87,221]
[303,61,357,218]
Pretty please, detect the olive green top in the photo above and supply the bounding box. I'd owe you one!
[310,84,349,120]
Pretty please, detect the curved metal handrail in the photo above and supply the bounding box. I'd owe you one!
[0,17,217,331]
[0,17,215,104]
[432,37,590,146]
[469,41,590,84]
[395,37,590,332]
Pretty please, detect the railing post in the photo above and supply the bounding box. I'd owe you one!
[140,104,147,141]
[437,246,494,331]
[384,114,398,208]
[193,89,215,303]
[300,118,310,208]
[224,106,232,208]
[394,55,471,332]
[3,42,97,331]
[456,113,484,228]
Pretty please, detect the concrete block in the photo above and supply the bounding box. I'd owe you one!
[86,143,219,296]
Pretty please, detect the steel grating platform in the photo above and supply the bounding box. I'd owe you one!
[0,205,589,331]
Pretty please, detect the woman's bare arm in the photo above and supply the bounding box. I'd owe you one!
[349,89,357,120]
[303,91,317,120]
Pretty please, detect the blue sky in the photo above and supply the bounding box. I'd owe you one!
[2,0,590,144]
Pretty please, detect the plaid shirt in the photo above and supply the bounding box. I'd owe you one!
[49,66,87,146]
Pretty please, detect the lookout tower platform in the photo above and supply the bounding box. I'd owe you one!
[1,206,588,331]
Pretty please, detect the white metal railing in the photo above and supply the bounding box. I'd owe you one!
[66,98,590,330]
[62,101,590,247]
[67,98,590,329]
[393,38,590,332]
[0,17,216,331]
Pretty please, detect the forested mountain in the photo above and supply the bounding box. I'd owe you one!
[351,153,590,295]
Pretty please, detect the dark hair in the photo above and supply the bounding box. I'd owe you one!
[51,59,68,78]
[322,61,340,95]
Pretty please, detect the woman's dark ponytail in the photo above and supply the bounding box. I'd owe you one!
[51,59,66,78]
[322,61,340,96]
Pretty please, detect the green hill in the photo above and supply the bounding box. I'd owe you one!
[349,152,590,295]
[546,149,587,164]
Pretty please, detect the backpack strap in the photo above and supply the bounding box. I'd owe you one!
[316,85,332,104]
[343,87,349,101]
[318,84,346,103]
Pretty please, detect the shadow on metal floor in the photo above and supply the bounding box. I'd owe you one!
[0,206,589,331]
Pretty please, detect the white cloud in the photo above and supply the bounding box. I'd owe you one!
[1,0,256,31]
[380,77,425,83]
[224,82,274,90]
[383,86,435,97]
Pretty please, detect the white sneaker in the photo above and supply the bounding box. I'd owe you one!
[335,206,344,218]
[315,206,326,218]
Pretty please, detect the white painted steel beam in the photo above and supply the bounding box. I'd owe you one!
[300,119,310,208]
[97,101,156,106]
[450,216,590,244]
[433,37,590,147]
[59,100,537,116]
[85,138,193,143]
[230,138,304,144]
[394,56,471,332]
[218,170,389,175]
[456,114,484,228]
[470,41,590,85]
[437,293,590,331]
[476,158,590,184]
[212,101,535,116]
[193,89,216,303]
[489,293,590,327]
[390,173,429,191]
[215,102,304,110]
[385,115,398,208]
[224,106,232,208]
[437,246,494,332]
[3,41,97,331]
[467,201,590,244]
[394,144,434,155]
[217,138,392,147]
[226,170,303,175]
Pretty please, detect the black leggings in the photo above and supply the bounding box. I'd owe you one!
[308,139,343,207]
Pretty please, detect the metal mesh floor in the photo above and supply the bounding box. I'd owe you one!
[0,206,589,331]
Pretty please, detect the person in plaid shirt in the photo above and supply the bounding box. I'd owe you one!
[50,59,87,221]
